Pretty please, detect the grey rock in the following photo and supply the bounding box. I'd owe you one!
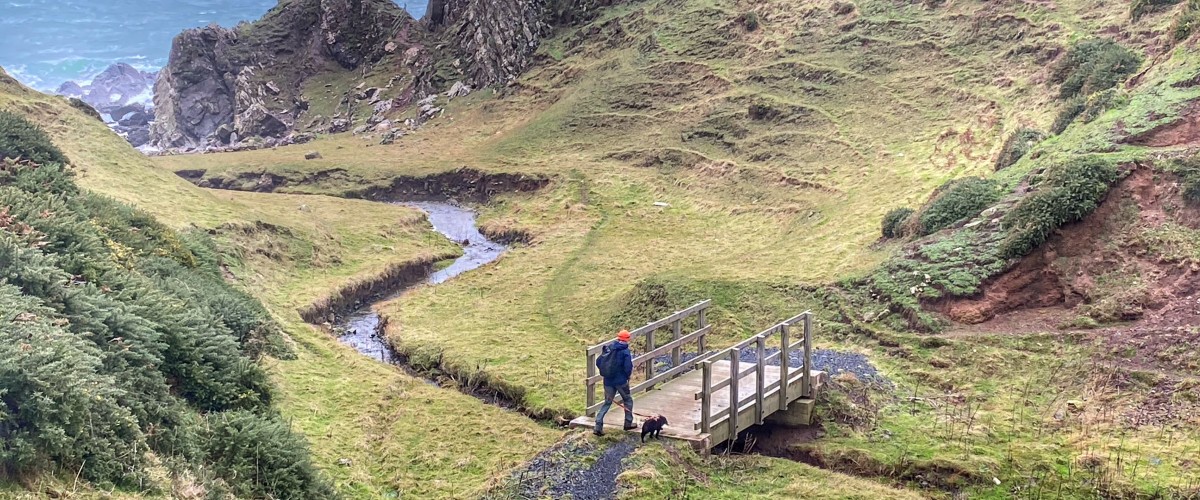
[352,125,369,135]
[446,81,472,99]
[372,119,393,132]
[292,133,316,144]
[305,150,322,160]
[328,118,352,133]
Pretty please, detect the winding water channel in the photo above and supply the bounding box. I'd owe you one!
[336,201,506,363]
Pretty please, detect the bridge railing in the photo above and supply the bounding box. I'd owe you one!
[584,300,712,416]
[693,312,814,438]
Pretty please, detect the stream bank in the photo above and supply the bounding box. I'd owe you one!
[322,200,548,416]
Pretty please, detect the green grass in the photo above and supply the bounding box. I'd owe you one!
[9,0,1200,496]
[1,68,559,498]
[619,442,926,499]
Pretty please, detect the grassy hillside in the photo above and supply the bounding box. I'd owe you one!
[1,69,567,498]
[9,0,1200,498]
[156,0,1147,413]
[150,0,1200,497]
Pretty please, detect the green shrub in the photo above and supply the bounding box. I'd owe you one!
[1131,0,1183,20]
[1051,39,1142,100]
[0,114,314,491]
[1051,96,1087,135]
[917,177,1001,236]
[0,110,68,165]
[203,411,337,499]
[1167,155,1200,203]
[881,207,915,238]
[740,11,760,31]
[1000,156,1121,258]
[995,128,1045,170]
[1174,4,1200,40]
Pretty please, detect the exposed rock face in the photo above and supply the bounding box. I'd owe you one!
[54,63,158,147]
[150,0,412,151]
[148,0,620,152]
[428,0,622,87]
[150,26,239,149]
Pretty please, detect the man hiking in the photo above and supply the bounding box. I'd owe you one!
[594,330,636,436]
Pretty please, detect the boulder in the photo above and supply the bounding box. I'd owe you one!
[236,103,290,138]
[380,129,404,145]
[305,151,322,160]
[446,81,472,99]
[329,118,352,133]
[292,132,316,144]
[372,119,393,132]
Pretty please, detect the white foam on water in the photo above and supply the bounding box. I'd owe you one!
[129,87,155,107]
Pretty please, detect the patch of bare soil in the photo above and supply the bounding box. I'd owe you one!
[937,166,1200,326]
[1124,100,1200,147]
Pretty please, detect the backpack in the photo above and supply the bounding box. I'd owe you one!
[597,344,618,378]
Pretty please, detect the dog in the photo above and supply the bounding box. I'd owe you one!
[640,415,668,442]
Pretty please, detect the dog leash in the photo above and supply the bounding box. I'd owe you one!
[614,401,657,420]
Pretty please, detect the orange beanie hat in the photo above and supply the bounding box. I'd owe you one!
[617,330,631,341]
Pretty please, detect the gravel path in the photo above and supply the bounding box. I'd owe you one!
[510,437,636,499]
[652,348,892,389]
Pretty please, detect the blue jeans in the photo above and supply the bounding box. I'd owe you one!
[595,384,633,432]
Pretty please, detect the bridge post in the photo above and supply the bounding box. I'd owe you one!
[755,335,766,425]
[671,319,682,372]
[697,308,707,353]
[729,352,740,441]
[586,351,597,415]
[700,360,712,434]
[802,313,813,398]
[644,329,655,382]
[780,323,790,411]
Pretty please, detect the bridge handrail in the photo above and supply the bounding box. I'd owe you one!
[693,312,814,437]
[584,300,712,415]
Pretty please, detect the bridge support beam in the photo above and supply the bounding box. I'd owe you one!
[765,398,816,427]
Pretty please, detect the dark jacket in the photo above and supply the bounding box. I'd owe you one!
[598,341,634,387]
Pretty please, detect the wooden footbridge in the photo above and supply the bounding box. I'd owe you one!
[570,301,826,450]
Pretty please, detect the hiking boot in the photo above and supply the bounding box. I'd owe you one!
[623,423,638,431]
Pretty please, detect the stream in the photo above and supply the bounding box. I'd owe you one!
[336,201,506,363]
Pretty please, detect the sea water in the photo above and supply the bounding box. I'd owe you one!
[0,0,427,91]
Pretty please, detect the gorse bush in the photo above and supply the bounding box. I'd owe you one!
[1052,96,1087,135]
[881,207,914,238]
[1000,156,1121,258]
[0,113,325,497]
[203,411,337,499]
[917,177,1001,236]
[1131,0,1183,20]
[995,128,1045,170]
[1173,0,1200,40]
[740,11,760,31]
[1051,39,1142,101]
[0,110,68,165]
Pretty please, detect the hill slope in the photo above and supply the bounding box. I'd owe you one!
[153,0,1200,497]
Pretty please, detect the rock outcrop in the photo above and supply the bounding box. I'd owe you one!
[149,0,413,151]
[148,0,621,152]
[428,0,623,87]
[54,63,158,147]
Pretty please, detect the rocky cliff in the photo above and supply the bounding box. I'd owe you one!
[55,63,157,147]
[150,0,619,152]
[430,0,620,87]
[150,0,413,150]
